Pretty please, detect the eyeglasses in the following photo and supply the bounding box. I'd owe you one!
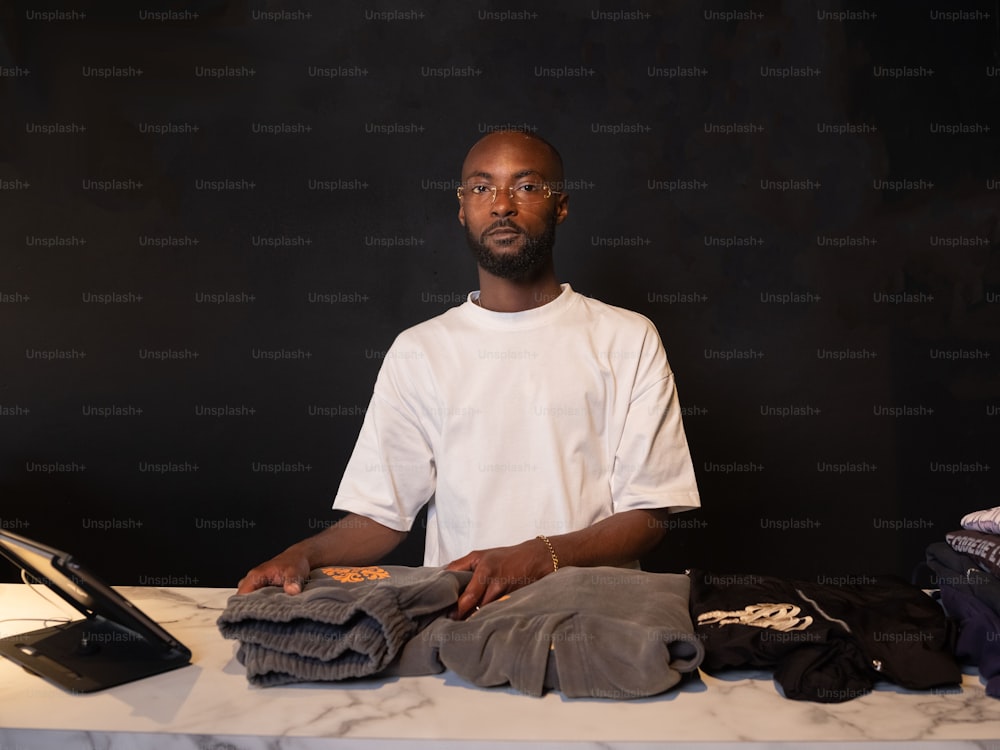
[456,181,562,205]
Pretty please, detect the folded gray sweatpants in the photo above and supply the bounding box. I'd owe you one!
[217,565,471,686]
[410,566,704,698]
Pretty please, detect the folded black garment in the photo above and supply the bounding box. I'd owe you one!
[689,570,961,702]
[217,565,471,686]
[411,566,704,699]
[773,640,873,703]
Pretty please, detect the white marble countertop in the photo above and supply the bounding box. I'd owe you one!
[1,583,999,750]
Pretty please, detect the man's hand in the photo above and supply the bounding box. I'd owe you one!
[444,508,674,617]
[235,513,407,595]
[237,549,311,595]
[445,537,554,619]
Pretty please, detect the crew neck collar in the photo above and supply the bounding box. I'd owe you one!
[462,283,577,330]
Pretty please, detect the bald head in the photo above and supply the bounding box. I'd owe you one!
[456,130,569,283]
[461,131,564,186]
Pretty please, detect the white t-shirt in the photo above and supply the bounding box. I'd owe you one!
[333,283,701,566]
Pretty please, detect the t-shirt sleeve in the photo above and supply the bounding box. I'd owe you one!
[332,336,436,531]
[610,320,701,514]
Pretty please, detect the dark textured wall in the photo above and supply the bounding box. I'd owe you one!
[1,0,998,586]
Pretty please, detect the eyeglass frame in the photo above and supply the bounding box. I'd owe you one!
[456,180,563,205]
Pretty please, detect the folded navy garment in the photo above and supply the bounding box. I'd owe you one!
[939,584,1000,698]
[217,565,471,686]
[412,566,704,699]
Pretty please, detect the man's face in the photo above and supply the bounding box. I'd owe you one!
[458,133,569,281]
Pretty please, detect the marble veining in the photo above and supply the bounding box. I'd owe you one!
[1,584,999,749]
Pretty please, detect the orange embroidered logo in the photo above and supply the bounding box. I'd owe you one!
[320,566,390,583]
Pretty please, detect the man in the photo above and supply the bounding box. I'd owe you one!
[238,131,700,618]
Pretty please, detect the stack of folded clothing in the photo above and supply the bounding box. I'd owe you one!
[925,505,1000,698]
[217,565,471,686]
[689,569,961,702]
[411,566,704,699]
[218,565,705,699]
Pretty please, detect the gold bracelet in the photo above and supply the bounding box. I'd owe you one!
[536,534,559,573]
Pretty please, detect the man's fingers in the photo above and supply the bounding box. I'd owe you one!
[444,552,478,572]
[446,551,481,616]
[236,570,273,594]
[236,566,304,595]
[478,579,508,608]
[455,563,516,618]
[454,570,488,619]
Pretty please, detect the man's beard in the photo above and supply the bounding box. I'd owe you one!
[465,216,557,281]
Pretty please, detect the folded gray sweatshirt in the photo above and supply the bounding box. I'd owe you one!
[411,566,704,698]
[217,565,471,686]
